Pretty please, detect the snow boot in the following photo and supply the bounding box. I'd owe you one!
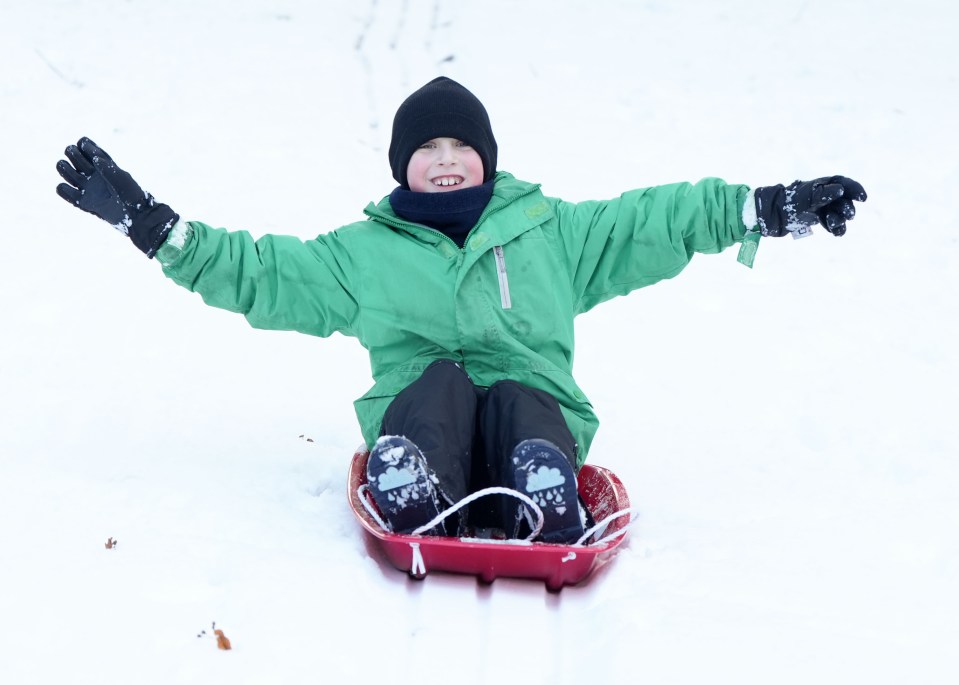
[508,438,585,544]
[367,435,445,535]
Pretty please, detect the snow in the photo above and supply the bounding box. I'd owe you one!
[2,0,957,683]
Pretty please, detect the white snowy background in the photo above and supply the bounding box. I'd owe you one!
[1,0,957,683]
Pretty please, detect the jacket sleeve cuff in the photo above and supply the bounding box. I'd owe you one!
[155,219,193,266]
[741,188,759,232]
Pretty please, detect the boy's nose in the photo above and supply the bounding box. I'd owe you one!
[437,143,457,163]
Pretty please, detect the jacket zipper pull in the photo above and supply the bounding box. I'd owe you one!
[493,245,512,310]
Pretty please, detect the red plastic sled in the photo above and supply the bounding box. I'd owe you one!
[348,448,633,590]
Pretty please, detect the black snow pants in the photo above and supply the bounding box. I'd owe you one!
[379,359,578,531]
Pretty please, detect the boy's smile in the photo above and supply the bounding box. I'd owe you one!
[406,137,484,193]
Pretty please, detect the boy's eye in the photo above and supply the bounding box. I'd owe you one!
[416,139,470,150]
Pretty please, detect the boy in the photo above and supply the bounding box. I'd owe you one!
[55,77,867,544]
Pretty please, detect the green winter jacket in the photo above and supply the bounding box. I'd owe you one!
[156,172,750,466]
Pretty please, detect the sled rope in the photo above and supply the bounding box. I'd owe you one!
[575,506,642,547]
[412,487,545,541]
[409,542,426,576]
[357,484,392,531]
[357,483,545,541]
[360,482,639,546]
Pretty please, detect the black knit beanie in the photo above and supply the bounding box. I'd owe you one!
[389,77,498,189]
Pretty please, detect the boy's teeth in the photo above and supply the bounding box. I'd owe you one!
[434,177,461,186]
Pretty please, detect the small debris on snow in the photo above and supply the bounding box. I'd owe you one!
[197,621,232,650]
[215,629,232,650]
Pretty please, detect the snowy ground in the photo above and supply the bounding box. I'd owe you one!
[2,1,957,683]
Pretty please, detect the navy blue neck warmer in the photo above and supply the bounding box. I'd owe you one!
[389,180,495,248]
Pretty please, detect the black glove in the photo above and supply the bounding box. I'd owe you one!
[754,176,867,237]
[56,137,179,258]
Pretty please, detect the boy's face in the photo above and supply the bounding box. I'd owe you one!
[406,137,484,193]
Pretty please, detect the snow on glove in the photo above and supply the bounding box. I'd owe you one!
[753,176,867,238]
[56,137,179,258]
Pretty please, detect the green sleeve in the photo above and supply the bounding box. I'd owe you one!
[551,178,750,313]
[156,221,359,338]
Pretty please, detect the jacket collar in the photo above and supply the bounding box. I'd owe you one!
[388,180,495,248]
[363,172,549,248]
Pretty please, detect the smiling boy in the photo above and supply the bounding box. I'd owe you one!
[56,76,866,544]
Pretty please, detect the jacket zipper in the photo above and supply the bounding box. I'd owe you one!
[492,245,512,310]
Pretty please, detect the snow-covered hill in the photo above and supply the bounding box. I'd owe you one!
[1,1,956,683]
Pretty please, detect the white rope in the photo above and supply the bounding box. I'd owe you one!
[357,483,393,532]
[358,481,638,548]
[574,506,641,547]
[412,486,545,541]
[358,483,544,541]
[519,500,540,533]
[409,542,426,576]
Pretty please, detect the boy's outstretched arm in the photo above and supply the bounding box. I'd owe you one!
[56,137,178,258]
[558,174,867,312]
[55,137,358,339]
